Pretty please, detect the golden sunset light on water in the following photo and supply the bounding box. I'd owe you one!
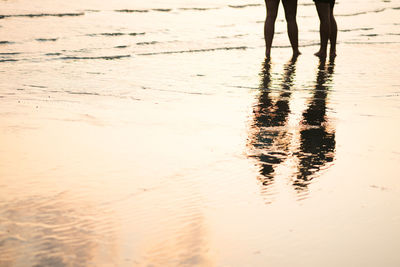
[1,0,400,266]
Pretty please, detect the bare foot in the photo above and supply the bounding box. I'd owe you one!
[265,50,271,59]
[293,50,301,57]
[314,50,327,58]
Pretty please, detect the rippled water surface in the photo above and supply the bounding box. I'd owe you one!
[1,0,400,266]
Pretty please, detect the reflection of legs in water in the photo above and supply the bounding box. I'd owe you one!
[314,1,337,58]
[293,58,336,191]
[252,60,281,187]
[294,128,335,190]
[250,57,298,189]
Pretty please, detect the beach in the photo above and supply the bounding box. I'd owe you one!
[1,0,400,266]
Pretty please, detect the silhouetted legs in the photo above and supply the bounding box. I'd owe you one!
[329,8,337,57]
[264,0,280,58]
[264,0,300,59]
[314,2,337,58]
[282,0,300,57]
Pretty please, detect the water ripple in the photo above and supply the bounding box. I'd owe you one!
[36,38,58,42]
[114,9,149,13]
[87,32,145,37]
[0,41,14,45]
[228,4,261,8]
[137,46,247,56]
[59,55,131,61]
[0,193,117,267]
[0,12,84,19]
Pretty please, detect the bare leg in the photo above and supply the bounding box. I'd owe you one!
[329,6,337,58]
[314,2,330,58]
[264,0,280,58]
[282,0,301,57]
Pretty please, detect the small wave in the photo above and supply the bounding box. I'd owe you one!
[100,32,124,36]
[24,84,48,88]
[87,32,145,37]
[115,45,129,48]
[361,34,378,37]
[136,41,158,46]
[59,55,131,60]
[340,27,373,32]
[36,38,58,42]
[178,7,218,11]
[142,87,210,96]
[337,8,385,17]
[372,93,400,98]
[0,12,84,19]
[0,52,20,55]
[228,4,261,8]
[271,45,292,48]
[115,7,221,13]
[137,46,247,56]
[115,9,149,13]
[344,41,400,44]
[129,32,146,36]
[152,9,172,12]
[217,34,249,39]
[0,59,18,62]
[65,91,100,96]
[0,41,14,45]
[45,52,62,56]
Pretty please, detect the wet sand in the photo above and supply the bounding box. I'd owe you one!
[1,0,400,266]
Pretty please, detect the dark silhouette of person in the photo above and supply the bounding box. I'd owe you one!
[293,58,336,191]
[264,0,301,59]
[313,0,337,58]
[249,56,298,190]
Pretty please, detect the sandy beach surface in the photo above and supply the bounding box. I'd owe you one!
[1,0,400,266]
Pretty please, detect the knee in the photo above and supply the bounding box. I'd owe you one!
[266,12,278,22]
[284,13,297,24]
[320,18,331,28]
[330,14,336,24]
[318,12,331,26]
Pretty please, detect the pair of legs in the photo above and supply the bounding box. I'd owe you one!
[314,1,337,58]
[264,0,300,58]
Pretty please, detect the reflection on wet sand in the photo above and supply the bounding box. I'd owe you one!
[294,59,336,192]
[248,57,298,198]
[138,178,212,266]
[249,57,336,200]
[142,211,209,266]
[0,192,117,267]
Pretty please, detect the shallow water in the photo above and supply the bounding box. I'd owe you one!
[1,0,400,266]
